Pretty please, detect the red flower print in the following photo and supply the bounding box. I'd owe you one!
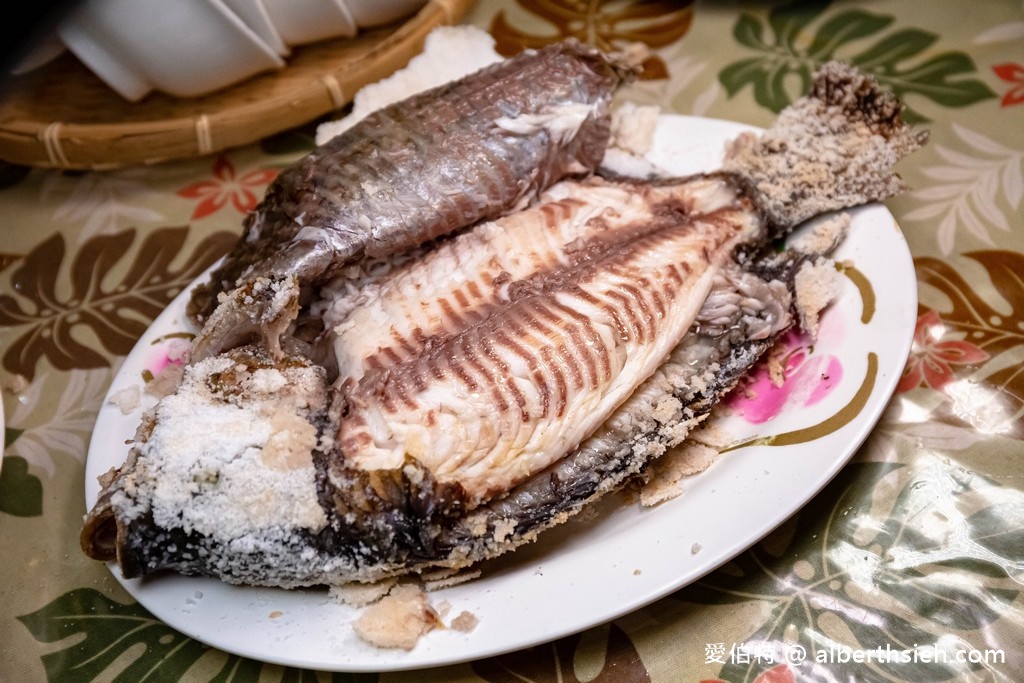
[702,663,795,683]
[993,62,1024,107]
[898,310,989,393]
[177,155,278,219]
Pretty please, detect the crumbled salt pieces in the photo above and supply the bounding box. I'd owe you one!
[351,584,442,651]
[109,385,141,414]
[790,213,851,255]
[794,258,841,340]
[145,364,184,399]
[335,576,481,649]
[421,567,482,592]
[329,579,397,608]
[609,101,660,157]
[639,440,719,507]
[450,611,479,633]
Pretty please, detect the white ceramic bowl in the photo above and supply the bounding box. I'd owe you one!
[343,0,426,28]
[262,0,356,47]
[57,14,152,101]
[223,0,289,56]
[57,0,285,101]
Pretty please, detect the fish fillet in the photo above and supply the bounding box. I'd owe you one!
[332,178,757,508]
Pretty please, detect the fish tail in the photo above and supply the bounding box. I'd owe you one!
[724,60,928,238]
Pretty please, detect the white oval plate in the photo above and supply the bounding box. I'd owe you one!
[84,115,917,672]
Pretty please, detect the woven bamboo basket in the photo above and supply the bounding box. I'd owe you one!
[0,0,475,170]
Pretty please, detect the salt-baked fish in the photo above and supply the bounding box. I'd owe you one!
[185,39,637,360]
[81,59,925,587]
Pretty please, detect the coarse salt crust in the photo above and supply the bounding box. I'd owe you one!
[113,352,328,542]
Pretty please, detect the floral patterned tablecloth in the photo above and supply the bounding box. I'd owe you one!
[2,1,1022,681]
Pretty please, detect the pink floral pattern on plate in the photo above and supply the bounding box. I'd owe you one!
[727,323,843,425]
[142,334,192,382]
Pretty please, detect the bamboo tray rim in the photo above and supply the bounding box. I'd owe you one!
[0,0,474,170]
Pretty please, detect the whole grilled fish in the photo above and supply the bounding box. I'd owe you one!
[82,60,925,587]
[186,40,637,360]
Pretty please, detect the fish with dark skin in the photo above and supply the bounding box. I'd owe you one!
[81,54,926,588]
[186,40,639,361]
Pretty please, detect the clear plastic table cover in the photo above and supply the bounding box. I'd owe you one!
[1,1,1022,680]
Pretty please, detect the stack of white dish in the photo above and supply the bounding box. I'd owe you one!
[15,0,427,101]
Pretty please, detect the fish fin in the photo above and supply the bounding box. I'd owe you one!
[190,275,300,362]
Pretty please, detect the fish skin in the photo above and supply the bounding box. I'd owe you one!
[82,59,928,587]
[185,40,638,336]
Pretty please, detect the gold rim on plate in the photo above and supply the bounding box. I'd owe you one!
[0,0,475,170]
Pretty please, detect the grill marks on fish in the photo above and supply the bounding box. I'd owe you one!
[335,184,759,505]
[330,177,739,389]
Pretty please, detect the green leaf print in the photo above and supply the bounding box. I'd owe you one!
[17,589,208,681]
[767,0,830,45]
[733,14,770,51]
[17,589,376,682]
[720,1,996,122]
[5,425,23,449]
[965,504,1024,561]
[0,455,43,517]
[676,461,1020,683]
